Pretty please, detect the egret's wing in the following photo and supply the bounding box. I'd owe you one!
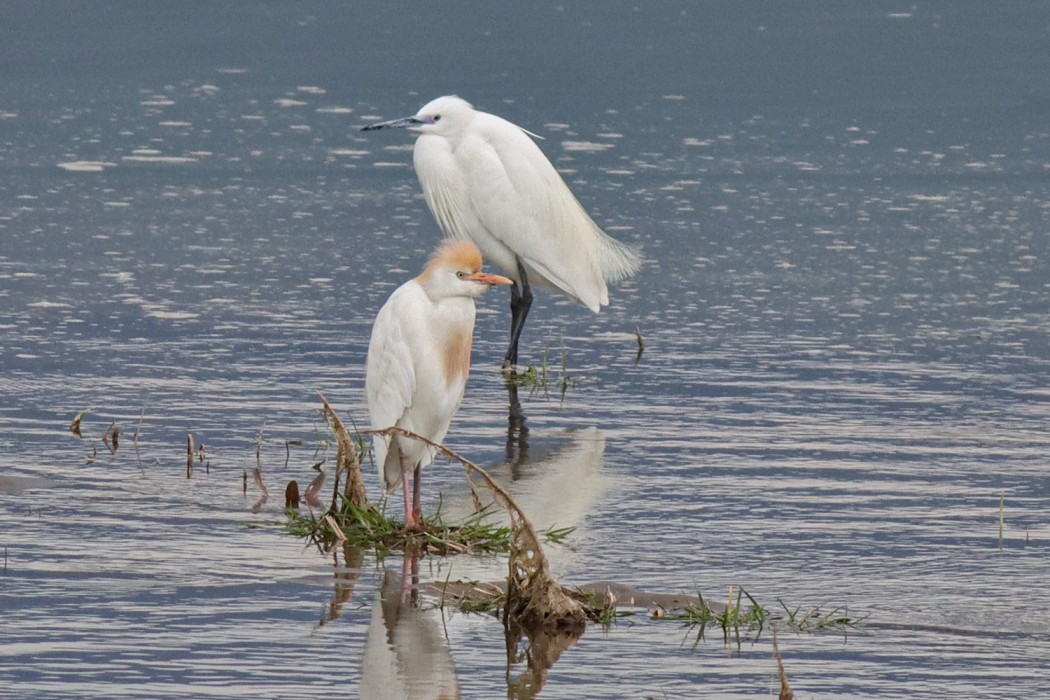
[366,291,417,429]
[467,113,639,310]
[365,283,420,485]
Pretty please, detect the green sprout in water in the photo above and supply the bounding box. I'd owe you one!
[577,587,636,627]
[654,587,861,645]
[507,344,574,399]
[777,599,866,632]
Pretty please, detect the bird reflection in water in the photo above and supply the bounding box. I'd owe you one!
[504,382,530,469]
[357,550,583,700]
[353,371,606,698]
[447,423,608,537]
[359,553,460,700]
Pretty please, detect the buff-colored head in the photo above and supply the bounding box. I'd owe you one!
[417,239,512,298]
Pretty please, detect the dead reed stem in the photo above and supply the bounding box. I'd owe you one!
[773,627,795,700]
[186,434,195,479]
[317,392,368,509]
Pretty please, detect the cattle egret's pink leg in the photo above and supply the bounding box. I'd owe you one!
[412,465,423,527]
[401,471,418,529]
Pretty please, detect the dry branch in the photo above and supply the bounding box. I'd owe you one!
[251,466,268,514]
[302,466,326,508]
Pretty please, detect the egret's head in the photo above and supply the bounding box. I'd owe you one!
[410,95,474,135]
[418,239,512,299]
[361,95,475,136]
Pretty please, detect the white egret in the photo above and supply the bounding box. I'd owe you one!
[361,95,642,368]
[365,239,512,529]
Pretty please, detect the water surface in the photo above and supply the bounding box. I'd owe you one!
[3,2,1050,698]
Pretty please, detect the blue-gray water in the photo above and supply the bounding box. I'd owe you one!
[2,2,1050,698]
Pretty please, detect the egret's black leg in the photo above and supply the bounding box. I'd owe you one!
[505,284,523,368]
[503,258,533,368]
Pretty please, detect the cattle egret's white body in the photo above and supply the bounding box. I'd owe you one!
[365,240,511,528]
[362,96,641,367]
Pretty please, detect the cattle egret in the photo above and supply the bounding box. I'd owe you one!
[361,95,642,368]
[365,239,512,529]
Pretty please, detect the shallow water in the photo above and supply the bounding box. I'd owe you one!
[3,2,1050,698]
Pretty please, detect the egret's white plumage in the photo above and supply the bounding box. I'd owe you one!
[365,239,511,528]
[362,96,641,366]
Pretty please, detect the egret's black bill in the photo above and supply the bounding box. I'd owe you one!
[360,117,421,131]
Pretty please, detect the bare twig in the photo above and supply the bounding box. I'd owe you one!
[133,408,145,466]
[186,434,195,479]
[285,480,301,509]
[303,466,326,508]
[323,514,347,543]
[253,466,267,497]
[252,466,268,514]
[102,423,119,455]
[773,627,795,700]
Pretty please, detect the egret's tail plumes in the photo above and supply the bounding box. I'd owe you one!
[594,227,642,285]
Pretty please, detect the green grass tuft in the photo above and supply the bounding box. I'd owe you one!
[654,587,862,644]
[286,496,571,556]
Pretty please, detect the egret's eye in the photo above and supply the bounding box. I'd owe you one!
[432,115,441,122]
[456,270,467,279]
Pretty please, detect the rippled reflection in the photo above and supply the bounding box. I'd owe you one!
[319,543,366,628]
[359,557,460,700]
[504,618,581,700]
[443,425,609,536]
